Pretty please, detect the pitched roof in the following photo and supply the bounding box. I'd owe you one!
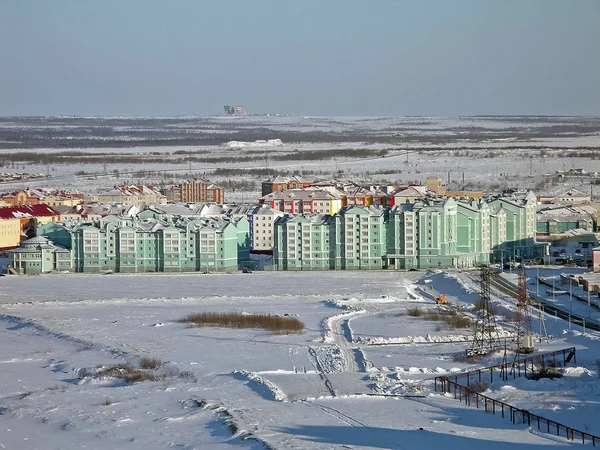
[261,188,341,202]
[0,204,60,219]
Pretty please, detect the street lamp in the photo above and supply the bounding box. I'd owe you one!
[569,278,573,331]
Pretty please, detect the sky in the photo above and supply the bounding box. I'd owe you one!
[1,0,599,117]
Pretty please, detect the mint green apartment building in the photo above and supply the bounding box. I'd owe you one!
[28,215,250,274]
[274,192,539,270]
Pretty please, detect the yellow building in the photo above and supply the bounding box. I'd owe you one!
[42,195,83,207]
[0,205,61,250]
[0,218,22,250]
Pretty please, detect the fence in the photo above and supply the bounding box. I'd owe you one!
[450,347,576,387]
[434,348,599,446]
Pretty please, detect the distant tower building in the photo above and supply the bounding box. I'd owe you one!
[426,176,446,194]
[234,105,244,115]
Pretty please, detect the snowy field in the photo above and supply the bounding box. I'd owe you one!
[2,270,600,449]
[0,115,599,202]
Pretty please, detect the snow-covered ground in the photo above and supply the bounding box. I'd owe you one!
[1,269,599,449]
[0,115,598,202]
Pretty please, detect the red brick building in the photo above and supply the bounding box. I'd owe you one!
[261,176,312,197]
[165,179,224,203]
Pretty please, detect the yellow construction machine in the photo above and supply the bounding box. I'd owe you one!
[430,285,447,304]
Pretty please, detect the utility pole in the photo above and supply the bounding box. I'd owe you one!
[468,265,501,356]
[538,301,548,342]
[569,278,573,318]
[514,267,534,354]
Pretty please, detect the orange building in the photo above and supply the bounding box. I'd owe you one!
[1,189,42,206]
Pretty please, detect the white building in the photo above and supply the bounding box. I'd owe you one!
[252,205,285,251]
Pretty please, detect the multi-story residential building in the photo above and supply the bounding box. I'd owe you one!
[89,185,165,206]
[26,214,250,274]
[0,217,21,250]
[273,193,539,271]
[261,176,312,196]
[0,189,43,206]
[165,179,225,203]
[332,206,388,270]
[275,206,388,271]
[274,214,332,270]
[386,203,418,269]
[0,204,61,246]
[71,216,247,273]
[487,191,537,261]
[252,205,285,252]
[41,192,84,207]
[32,216,250,272]
[340,186,389,207]
[389,186,427,206]
[260,188,344,215]
[424,176,483,200]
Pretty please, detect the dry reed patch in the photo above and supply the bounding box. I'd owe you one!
[139,357,162,370]
[421,308,470,329]
[407,307,423,317]
[93,364,165,383]
[180,312,304,335]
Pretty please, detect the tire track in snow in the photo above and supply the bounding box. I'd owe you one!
[307,347,336,397]
[323,310,368,373]
[300,399,405,450]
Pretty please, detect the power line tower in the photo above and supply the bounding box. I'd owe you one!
[514,267,534,354]
[468,265,502,357]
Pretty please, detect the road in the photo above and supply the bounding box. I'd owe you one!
[490,274,600,332]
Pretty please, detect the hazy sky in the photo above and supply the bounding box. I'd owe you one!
[2,1,599,117]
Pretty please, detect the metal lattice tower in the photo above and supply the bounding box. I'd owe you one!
[468,265,502,356]
[514,267,534,354]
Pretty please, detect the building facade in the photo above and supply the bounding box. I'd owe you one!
[23,215,250,274]
[0,204,61,248]
[90,185,165,206]
[69,216,247,273]
[165,179,225,203]
[261,176,312,196]
[7,236,71,274]
[260,188,344,215]
[0,217,21,250]
[273,193,539,271]
[252,205,285,252]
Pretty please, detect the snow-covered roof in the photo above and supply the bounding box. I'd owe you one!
[261,188,341,202]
